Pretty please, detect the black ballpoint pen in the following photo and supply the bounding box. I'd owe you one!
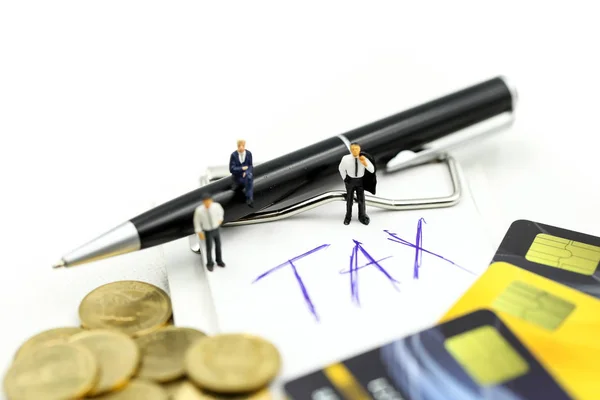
[52,76,517,268]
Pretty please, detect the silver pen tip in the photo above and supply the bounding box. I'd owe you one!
[52,259,66,269]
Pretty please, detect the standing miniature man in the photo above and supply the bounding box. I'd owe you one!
[229,139,254,207]
[193,193,226,271]
[338,142,377,225]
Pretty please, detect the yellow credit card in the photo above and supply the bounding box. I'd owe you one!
[440,261,600,400]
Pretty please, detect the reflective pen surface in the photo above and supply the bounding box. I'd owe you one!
[53,76,516,268]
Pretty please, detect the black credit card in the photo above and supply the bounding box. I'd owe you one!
[492,219,600,298]
[283,309,572,399]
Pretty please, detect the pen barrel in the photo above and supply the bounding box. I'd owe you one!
[133,136,348,248]
[131,76,514,248]
[345,76,514,164]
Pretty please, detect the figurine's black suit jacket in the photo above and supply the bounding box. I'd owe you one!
[360,151,377,195]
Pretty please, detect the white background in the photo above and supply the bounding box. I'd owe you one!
[1,1,599,397]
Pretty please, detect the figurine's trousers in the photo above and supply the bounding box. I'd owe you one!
[344,177,366,218]
[204,228,223,264]
[234,173,254,200]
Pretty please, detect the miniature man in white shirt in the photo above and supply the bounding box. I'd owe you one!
[338,142,375,226]
[193,193,225,271]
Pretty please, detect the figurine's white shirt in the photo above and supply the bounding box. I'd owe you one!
[238,151,246,163]
[193,202,225,232]
[338,154,374,179]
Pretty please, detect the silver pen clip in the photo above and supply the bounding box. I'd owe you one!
[190,111,514,253]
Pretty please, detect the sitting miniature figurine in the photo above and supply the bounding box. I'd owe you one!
[229,139,254,207]
[193,193,225,271]
[338,142,377,225]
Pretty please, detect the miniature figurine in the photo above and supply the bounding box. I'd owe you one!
[338,142,377,225]
[193,193,225,271]
[229,139,254,207]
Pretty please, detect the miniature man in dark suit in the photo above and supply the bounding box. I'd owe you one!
[338,142,377,225]
[193,193,225,271]
[229,139,254,207]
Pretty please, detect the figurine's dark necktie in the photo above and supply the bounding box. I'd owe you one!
[355,158,358,176]
[206,206,214,230]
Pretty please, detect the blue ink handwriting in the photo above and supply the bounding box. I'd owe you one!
[253,218,471,322]
[384,218,474,278]
[339,240,399,306]
[252,244,330,322]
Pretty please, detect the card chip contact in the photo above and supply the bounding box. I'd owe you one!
[444,325,529,386]
[525,233,600,275]
[492,280,575,331]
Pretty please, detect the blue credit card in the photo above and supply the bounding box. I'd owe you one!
[283,309,573,400]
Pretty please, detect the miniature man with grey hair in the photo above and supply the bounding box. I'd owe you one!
[193,193,225,271]
[229,139,254,207]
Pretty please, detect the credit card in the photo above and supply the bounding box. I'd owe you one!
[493,219,600,298]
[284,309,572,400]
[441,261,600,399]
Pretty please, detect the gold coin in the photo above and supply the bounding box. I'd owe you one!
[78,280,172,337]
[136,326,207,382]
[162,378,187,398]
[172,381,207,399]
[164,380,273,400]
[245,388,272,400]
[13,326,84,361]
[69,329,140,395]
[93,379,168,399]
[184,333,281,393]
[189,386,273,400]
[3,343,98,400]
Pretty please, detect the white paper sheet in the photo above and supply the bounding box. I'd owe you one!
[162,237,220,334]
[200,161,494,385]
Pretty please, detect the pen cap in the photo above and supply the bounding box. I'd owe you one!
[344,76,514,165]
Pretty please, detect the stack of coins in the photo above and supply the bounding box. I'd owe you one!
[3,280,280,399]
